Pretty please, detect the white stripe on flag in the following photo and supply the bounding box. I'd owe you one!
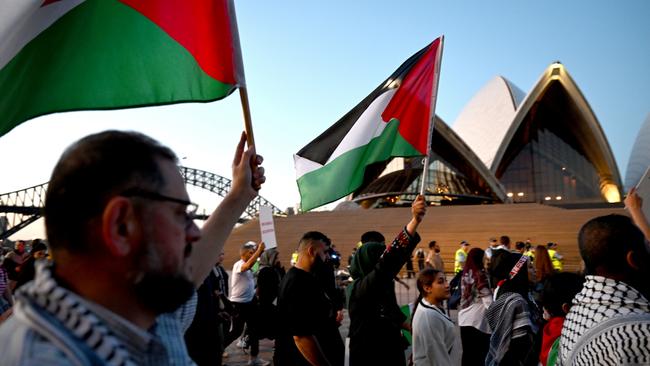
[326,88,396,164]
[294,88,397,179]
[0,0,84,70]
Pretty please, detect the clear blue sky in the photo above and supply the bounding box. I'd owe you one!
[1,0,649,238]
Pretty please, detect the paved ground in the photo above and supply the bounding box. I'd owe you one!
[220,275,458,366]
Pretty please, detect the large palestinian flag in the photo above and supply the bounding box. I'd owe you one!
[0,0,243,138]
[294,38,443,211]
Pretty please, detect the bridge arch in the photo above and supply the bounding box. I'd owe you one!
[0,166,283,240]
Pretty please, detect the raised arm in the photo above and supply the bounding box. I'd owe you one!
[359,195,426,287]
[190,132,265,286]
[240,242,266,272]
[625,187,650,242]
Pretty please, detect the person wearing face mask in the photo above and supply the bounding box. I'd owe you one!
[275,231,345,366]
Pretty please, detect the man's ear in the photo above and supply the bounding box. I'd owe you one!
[561,303,571,315]
[627,250,641,271]
[101,197,138,257]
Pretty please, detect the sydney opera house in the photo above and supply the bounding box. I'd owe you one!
[348,62,625,209]
[227,62,638,273]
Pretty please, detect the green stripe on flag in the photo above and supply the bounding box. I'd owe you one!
[0,0,234,137]
[297,119,422,211]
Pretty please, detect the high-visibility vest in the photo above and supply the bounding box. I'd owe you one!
[548,249,563,271]
[454,248,467,273]
[524,250,535,262]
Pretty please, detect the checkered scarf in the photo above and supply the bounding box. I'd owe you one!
[559,275,650,365]
[16,261,135,366]
[485,291,538,365]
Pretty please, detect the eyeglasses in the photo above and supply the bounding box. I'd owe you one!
[121,188,199,227]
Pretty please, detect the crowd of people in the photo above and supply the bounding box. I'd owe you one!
[0,130,648,366]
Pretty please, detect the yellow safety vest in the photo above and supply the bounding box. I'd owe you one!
[454,248,467,273]
[548,249,563,271]
[524,250,535,262]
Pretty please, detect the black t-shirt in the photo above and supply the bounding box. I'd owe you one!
[275,267,344,366]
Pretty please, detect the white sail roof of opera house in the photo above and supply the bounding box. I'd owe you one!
[493,62,622,203]
[625,112,650,190]
[452,76,526,168]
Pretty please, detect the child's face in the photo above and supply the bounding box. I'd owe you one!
[426,273,450,302]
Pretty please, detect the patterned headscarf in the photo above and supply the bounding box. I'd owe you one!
[460,248,490,309]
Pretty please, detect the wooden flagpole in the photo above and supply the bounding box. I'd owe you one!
[419,36,445,196]
[239,86,255,147]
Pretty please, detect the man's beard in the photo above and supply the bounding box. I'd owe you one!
[133,242,195,314]
[134,271,195,314]
[434,249,440,253]
[311,255,330,276]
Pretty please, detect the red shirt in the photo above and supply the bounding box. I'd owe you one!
[541,316,564,366]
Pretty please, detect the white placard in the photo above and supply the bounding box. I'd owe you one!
[635,166,650,220]
[259,205,277,249]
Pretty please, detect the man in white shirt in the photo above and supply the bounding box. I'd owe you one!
[225,241,269,366]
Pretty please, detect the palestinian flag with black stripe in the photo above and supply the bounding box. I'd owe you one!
[0,0,243,138]
[294,38,443,211]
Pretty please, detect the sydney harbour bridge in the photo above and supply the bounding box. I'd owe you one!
[0,166,284,240]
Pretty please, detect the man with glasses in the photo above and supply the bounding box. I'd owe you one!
[0,130,265,365]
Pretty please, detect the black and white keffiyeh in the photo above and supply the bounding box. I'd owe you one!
[485,291,537,365]
[559,275,650,365]
[16,261,136,366]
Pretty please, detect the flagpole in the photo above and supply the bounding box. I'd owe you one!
[227,0,255,147]
[419,36,444,196]
[239,86,255,147]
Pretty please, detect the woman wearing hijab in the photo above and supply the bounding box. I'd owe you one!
[458,248,492,366]
[347,196,426,366]
[486,252,541,366]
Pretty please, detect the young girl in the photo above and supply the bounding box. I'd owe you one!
[411,268,462,365]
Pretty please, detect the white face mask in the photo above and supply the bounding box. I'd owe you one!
[543,307,551,321]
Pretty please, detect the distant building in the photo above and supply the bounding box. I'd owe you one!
[349,62,623,207]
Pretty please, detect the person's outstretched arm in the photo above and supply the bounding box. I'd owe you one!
[190,132,266,286]
[240,242,266,272]
[625,187,650,242]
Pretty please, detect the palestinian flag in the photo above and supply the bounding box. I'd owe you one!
[0,0,243,138]
[294,38,443,211]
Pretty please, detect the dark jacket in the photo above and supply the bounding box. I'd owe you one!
[347,228,420,366]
